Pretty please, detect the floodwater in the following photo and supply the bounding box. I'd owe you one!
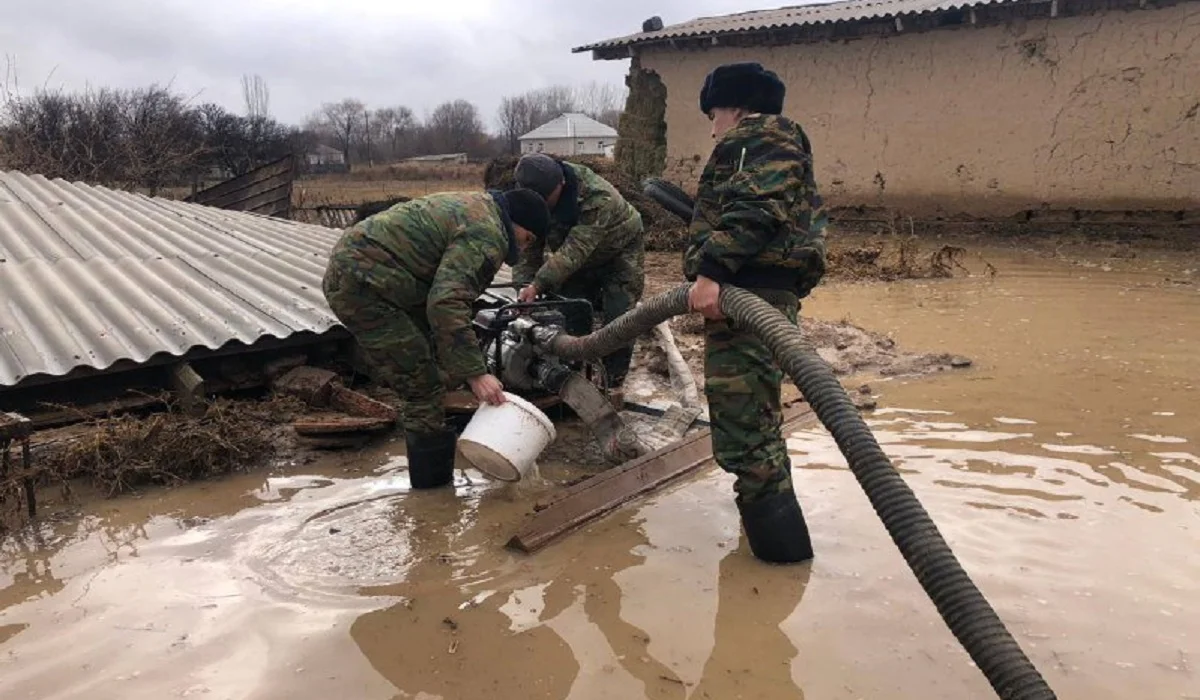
[2,243,1198,700]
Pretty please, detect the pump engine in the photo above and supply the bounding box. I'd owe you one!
[470,289,599,398]
[468,287,648,464]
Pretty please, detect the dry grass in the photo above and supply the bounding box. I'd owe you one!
[346,162,484,183]
[292,161,486,209]
[294,177,480,209]
[0,394,308,526]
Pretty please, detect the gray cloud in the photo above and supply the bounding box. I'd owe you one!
[1,0,761,128]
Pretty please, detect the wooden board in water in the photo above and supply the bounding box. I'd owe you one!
[507,404,819,554]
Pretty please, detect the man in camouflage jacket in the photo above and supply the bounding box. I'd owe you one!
[322,188,550,489]
[512,154,645,390]
[685,61,828,564]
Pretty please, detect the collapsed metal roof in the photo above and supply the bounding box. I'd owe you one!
[0,170,343,389]
[573,0,1020,53]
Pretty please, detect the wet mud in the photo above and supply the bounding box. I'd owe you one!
[2,240,1198,699]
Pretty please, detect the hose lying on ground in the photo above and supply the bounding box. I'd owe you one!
[540,284,1057,700]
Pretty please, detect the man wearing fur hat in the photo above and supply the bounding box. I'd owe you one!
[511,153,645,392]
[685,61,828,564]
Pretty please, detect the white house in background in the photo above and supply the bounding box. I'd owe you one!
[307,144,345,166]
[518,113,618,158]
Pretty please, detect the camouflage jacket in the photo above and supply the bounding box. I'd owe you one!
[513,161,643,292]
[355,190,516,384]
[683,114,828,298]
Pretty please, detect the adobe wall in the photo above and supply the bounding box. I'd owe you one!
[638,3,1200,218]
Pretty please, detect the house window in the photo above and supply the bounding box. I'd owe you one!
[536,143,544,152]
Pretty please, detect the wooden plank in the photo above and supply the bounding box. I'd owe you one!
[169,362,206,416]
[507,405,818,554]
[28,395,168,429]
[329,385,398,421]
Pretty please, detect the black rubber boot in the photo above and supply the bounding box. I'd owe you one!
[737,490,814,564]
[406,429,457,489]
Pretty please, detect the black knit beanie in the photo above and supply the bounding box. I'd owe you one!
[501,188,551,239]
[514,154,565,199]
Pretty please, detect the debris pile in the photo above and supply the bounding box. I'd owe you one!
[35,395,299,499]
[271,366,398,448]
[0,364,406,526]
[827,237,981,282]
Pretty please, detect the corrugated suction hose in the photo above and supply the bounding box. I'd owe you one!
[540,284,1057,700]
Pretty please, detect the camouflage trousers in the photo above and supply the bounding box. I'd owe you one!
[704,288,800,505]
[559,240,646,387]
[322,231,446,434]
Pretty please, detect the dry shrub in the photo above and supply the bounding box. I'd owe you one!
[35,395,304,498]
[827,236,993,282]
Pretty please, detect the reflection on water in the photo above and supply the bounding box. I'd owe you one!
[788,408,1200,511]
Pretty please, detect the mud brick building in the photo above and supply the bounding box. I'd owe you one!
[576,0,1200,221]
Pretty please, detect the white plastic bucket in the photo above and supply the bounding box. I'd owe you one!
[457,392,557,482]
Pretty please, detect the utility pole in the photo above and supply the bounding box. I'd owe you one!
[365,111,373,167]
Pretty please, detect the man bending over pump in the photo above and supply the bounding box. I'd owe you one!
[512,153,646,394]
[322,188,551,490]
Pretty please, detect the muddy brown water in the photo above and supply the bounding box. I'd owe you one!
[2,244,1197,700]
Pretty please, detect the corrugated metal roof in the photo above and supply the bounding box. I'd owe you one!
[0,170,344,388]
[573,0,1018,52]
[519,113,619,141]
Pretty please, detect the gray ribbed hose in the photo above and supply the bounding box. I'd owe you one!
[541,284,1056,700]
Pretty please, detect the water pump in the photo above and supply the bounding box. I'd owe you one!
[470,290,648,464]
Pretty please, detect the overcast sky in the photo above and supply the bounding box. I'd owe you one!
[1,0,780,129]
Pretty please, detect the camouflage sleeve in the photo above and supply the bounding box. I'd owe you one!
[426,225,505,384]
[512,235,544,287]
[531,223,603,292]
[696,134,808,284]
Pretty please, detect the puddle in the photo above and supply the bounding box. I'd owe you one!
[2,244,1199,699]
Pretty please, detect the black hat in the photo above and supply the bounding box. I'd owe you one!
[699,62,786,116]
[514,154,565,199]
[501,188,551,239]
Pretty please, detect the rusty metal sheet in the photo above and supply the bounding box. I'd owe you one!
[507,405,819,553]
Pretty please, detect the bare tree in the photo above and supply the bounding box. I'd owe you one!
[530,85,577,121]
[369,105,418,161]
[121,85,205,194]
[318,98,366,165]
[496,95,533,155]
[425,99,485,154]
[575,81,624,123]
[596,108,623,129]
[241,74,270,120]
